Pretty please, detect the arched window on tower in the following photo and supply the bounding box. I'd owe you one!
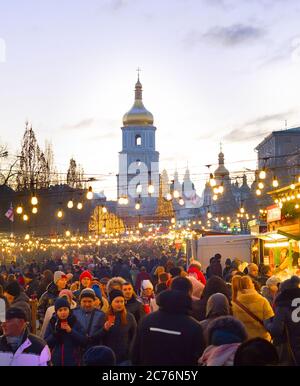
[136,159,141,166]
[135,135,142,146]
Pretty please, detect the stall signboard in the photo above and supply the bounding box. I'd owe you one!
[267,204,281,223]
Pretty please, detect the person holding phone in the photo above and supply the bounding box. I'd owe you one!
[44,297,86,366]
[100,289,137,365]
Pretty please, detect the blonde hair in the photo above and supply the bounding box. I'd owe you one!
[154,266,165,277]
[231,275,254,301]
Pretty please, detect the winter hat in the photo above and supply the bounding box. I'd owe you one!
[208,316,248,346]
[83,346,116,366]
[225,258,232,266]
[6,307,26,321]
[54,271,67,284]
[141,280,153,290]
[266,276,281,288]
[80,288,96,301]
[55,297,70,312]
[109,289,124,304]
[99,277,109,285]
[59,289,74,303]
[5,281,21,298]
[92,284,103,300]
[79,270,93,282]
[279,275,300,292]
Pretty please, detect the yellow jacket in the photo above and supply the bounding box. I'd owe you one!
[232,289,274,341]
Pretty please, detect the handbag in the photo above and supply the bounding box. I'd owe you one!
[233,300,265,327]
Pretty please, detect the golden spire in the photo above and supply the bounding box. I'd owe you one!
[123,71,154,126]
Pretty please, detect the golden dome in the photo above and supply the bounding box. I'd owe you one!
[123,77,154,126]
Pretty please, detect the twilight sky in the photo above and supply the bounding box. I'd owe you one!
[1,0,300,199]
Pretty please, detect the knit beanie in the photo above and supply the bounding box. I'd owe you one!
[80,288,96,301]
[5,281,21,298]
[59,289,74,303]
[79,270,93,282]
[109,289,124,304]
[54,271,67,284]
[55,297,70,312]
[141,280,153,290]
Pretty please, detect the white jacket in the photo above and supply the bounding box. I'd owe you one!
[0,332,51,366]
[0,298,5,323]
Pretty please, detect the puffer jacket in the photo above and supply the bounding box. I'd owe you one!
[232,289,274,341]
[266,287,300,365]
[0,328,51,366]
[132,289,205,366]
[45,313,86,366]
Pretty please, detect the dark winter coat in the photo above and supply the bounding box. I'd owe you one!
[38,282,60,323]
[125,296,146,324]
[45,313,86,366]
[25,279,40,299]
[100,312,137,364]
[266,287,300,365]
[210,260,222,278]
[73,307,105,349]
[132,289,205,366]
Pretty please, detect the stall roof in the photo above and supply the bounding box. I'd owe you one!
[256,232,288,242]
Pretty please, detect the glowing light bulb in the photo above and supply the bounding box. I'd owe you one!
[135,202,141,210]
[31,196,38,206]
[77,202,83,210]
[23,214,28,221]
[32,207,38,214]
[57,210,63,218]
[258,182,264,190]
[67,200,74,208]
[86,187,93,200]
[272,177,279,188]
[256,189,261,196]
[16,206,23,214]
[173,190,180,198]
[259,169,266,180]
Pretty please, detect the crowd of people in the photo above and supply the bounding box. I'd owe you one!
[0,243,300,366]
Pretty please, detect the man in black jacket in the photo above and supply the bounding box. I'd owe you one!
[131,277,205,366]
[122,282,145,324]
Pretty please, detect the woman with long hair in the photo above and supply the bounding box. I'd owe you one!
[101,289,137,365]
